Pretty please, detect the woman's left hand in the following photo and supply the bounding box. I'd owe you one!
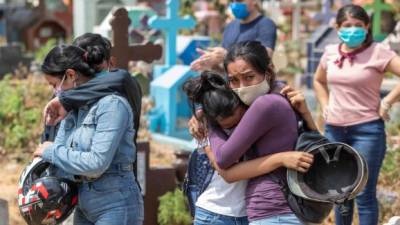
[379,100,391,121]
[280,85,309,114]
[33,141,52,158]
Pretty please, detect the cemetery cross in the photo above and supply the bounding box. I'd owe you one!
[364,0,394,42]
[110,7,163,70]
[148,0,196,67]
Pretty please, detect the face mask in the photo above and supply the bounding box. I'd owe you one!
[233,78,270,105]
[338,27,367,48]
[53,74,66,97]
[230,2,250,20]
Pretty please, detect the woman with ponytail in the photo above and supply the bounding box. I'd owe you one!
[33,45,144,225]
[313,4,400,225]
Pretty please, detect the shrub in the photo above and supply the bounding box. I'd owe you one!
[158,188,192,225]
[0,75,51,158]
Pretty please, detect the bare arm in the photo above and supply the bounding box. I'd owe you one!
[313,64,330,115]
[204,146,313,183]
[379,55,400,120]
[383,56,400,104]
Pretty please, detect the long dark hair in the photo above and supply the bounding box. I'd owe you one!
[72,33,112,72]
[183,71,244,126]
[41,45,96,78]
[223,41,275,90]
[336,4,373,46]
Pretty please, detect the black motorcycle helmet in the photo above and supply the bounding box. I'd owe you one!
[288,142,368,204]
[18,158,78,225]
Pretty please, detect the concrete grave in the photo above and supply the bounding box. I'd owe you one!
[149,65,197,139]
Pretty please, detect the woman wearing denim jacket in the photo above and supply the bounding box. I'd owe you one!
[33,45,144,225]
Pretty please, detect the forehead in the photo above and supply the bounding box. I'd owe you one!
[227,58,253,75]
[340,15,367,25]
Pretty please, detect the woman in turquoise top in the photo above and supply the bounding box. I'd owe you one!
[34,45,144,225]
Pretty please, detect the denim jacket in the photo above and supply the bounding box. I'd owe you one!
[42,94,136,179]
[58,69,142,144]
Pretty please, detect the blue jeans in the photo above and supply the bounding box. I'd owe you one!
[73,173,144,225]
[325,119,386,225]
[249,213,304,225]
[194,207,249,225]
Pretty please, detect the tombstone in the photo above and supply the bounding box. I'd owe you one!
[149,65,197,139]
[110,7,163,70]
[0,199,9,225]
[364,0,394,41]
[0,45,32,77]
[305,25,340,87]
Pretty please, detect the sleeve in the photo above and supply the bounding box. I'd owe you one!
[58,70,131,112]
[375,43,397,73]
[42,96,131,177]
[256,17,277,50]
[209,95,286,169]
[319,48,329,71]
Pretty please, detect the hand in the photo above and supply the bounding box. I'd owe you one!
[280,86,309,115]
[379,99,391,121]
[43,97,67,126]
[33,141,53,158]
[190,47,226,71]
[204,146,219,170]
[281,151,314,173]
[188,110,207,141]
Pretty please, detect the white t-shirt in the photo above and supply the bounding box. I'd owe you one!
[195,172,247,217]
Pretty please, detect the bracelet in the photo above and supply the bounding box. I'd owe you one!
[381,100,392,111]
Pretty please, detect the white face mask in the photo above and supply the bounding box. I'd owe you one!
[233,78,270,105]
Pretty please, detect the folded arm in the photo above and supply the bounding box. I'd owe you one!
[42,96,130,177]
[209,95,286,169]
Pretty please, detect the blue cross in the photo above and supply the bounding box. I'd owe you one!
[149,0,196,67]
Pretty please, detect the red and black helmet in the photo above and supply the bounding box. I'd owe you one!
[18,158,78,225]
